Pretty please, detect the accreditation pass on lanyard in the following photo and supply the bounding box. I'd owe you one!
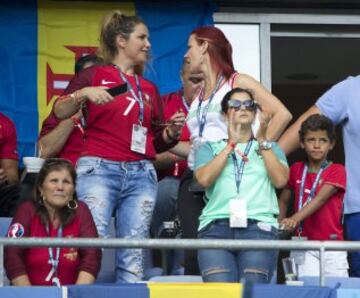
[229,140,253,228]
[117,67,147,154]
[45,226,62,287]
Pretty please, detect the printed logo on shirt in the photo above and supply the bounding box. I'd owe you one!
[101,79,116,85]
[64,248,78,261]
[7,223,24,238]
[63,235,78,261]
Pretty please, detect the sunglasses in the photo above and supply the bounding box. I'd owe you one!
[228,99,256,111]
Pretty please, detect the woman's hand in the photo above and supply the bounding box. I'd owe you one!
[166,109,186,140]
[256,109,272,142]
[227,109,242,144]
[77,86,114,105]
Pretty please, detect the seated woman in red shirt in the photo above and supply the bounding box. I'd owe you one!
[5,158,101,286]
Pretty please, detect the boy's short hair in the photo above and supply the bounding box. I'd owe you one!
[299,114,336,142]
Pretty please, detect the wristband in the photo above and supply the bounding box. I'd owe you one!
[227,140,236,149]
[71,115,85,135]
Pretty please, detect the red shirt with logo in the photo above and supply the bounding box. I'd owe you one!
[287,162,346,240]
[157,90,190,180]
[57,65,171,161]
[4,201,101,285]
[0,112,18,160]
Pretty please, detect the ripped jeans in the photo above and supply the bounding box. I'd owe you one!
[198,219,278,283]
[76,157,157,283]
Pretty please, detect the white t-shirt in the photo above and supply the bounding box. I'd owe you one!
[186,75,234,169]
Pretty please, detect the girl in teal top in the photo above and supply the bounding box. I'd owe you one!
[194,87,289,283]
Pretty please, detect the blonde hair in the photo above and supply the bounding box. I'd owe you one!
[98,10,144,66]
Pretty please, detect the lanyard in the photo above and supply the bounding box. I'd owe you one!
[297,161,327,234]
[46,225,63,281]
[196,75,223,137]
[115,66,145,123]
[298,161,328,210]
[181,95,190,113]
[231,139,253,194]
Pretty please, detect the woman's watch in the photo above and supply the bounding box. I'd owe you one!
[259,140,272,151]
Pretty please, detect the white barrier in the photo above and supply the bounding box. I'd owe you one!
[1,237,360,287]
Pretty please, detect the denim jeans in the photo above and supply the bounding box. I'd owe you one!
[151,176,180,236]
[198,219,278,283]
[76,157,157,283]
[150,176,182,274]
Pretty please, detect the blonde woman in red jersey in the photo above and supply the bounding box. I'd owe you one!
[54,11,185,283]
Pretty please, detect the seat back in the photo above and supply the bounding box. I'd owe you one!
[0,217,11,237]
[300,275,360,288]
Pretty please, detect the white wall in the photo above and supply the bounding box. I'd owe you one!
[216,24,261,81]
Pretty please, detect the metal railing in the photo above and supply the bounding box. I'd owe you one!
[1,237,359,287]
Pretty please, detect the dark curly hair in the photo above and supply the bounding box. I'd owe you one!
[34,158,78,227]
[299,114,336,142]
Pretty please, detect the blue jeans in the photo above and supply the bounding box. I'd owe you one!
[345,212,360,277]
[150,176,182,274]
[198,219,278,283]
[76,157,157,283]
[151,176,180,236]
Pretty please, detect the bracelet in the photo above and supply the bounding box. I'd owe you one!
[227,140,236,150]
[165,127,179,142]
[70,91,85,106]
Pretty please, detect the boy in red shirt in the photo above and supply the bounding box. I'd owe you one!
[279,114,348,277]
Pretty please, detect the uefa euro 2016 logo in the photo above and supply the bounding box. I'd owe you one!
[7,223,25,238]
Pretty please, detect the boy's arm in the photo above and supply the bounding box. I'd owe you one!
[281,184,338,231]
[278,188,292,222]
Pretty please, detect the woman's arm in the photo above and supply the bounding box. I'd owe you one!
[195,110,239,188]
[278,105,321,155]
[77,203,102,282]
[4,202,35,284]
[54,87,113,120]
[195,142,233,188]
[278,188,292,222]
[259,148,289,188]
[75,271,95,285]
[257,111,289,188]
[11,274,31,286]
[234,74,292,141]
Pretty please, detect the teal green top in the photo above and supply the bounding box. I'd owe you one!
[194,140,288,231]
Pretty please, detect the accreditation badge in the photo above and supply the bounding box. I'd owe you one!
[229,198,247,228]
[131,124,147,154]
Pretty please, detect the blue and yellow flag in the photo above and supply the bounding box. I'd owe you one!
[0,0,215,164]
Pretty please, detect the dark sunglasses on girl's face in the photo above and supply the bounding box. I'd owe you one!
[228,99,256,111]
